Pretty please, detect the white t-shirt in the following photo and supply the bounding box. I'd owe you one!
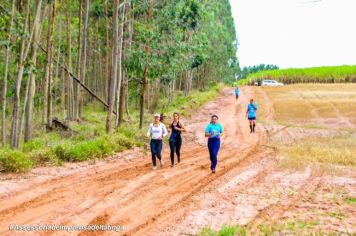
[147,123,168,140]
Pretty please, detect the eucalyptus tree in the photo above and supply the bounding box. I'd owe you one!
[1,0,16,146]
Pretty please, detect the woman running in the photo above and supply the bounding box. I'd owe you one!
[205,115,223,174]
[246,99,258,133]
[147,114,168,170]
[160,113,166,123]
[169,112,186,167]
[235,86,240,100]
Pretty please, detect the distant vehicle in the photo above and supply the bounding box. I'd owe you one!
[261,80,284,86]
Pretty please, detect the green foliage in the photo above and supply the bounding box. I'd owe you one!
[237,64,279,80]
[0,83,219,172]
[0,149,33,172]
[345,196,356,204]
[28,149,62,166]
[178,0,201,30]
[199,225,246,236]
[239,65,356,85]
[127,0,238,88]
[53,132,141,162]
[22,139,46,153]
[54,137,112,162]
[0,0,237,171]
[197,221,327,235]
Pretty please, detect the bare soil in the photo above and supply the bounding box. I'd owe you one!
[0,87,354,236]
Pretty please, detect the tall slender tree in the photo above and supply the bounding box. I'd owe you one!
[1,0,16,147]
[78,0,90,118]
[106,0,119,133]
[115,0,126,128]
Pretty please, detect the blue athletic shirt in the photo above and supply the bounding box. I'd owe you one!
[235,88,240,95]
[247,104,257,118]
[205,123,223,138]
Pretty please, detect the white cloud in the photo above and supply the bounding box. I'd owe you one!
[230,0,356,68]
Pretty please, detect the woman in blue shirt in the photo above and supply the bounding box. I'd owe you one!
[246,99,258,133]
[205,115,223,174]
[235,87,240,100]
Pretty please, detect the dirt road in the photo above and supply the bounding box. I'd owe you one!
[0,87,354,235]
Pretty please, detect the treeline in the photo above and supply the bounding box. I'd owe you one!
[238,65,356,85]
[0,0,238,149]
[237,64,278,80]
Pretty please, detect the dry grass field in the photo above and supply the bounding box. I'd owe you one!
[255,84,356,170]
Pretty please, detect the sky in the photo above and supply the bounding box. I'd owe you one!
[229,0,356,68]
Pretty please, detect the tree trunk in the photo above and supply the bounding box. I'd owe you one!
[66,0,74,120]
[124,72,130,118]
[24,0,46,142]
[1,0,16,147]
[75,0,83,121]
[139,60,148,129]
[116,1,126,128]
[78,0,89,118]
[106,0,119,133]
[44,0,56,128]
[125,0,132,118]
[104,0,110,106]
[139,0,153,129]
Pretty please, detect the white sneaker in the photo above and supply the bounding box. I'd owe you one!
[160,160,164,167]
[152,166,157,170]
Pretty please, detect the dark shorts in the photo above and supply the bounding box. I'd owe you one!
[248,117,256,121]
[235,95,239,99]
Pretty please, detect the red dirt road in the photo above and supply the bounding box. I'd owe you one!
[0,87,354,235]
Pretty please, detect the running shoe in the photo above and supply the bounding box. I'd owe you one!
[160,159,164,167]
[152,166,157,170]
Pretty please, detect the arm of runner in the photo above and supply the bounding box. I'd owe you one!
[162,124,168,137]
[176,122,186,132]
[146,125,152,138]
[205,125,211,137]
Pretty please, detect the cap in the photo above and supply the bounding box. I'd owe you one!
[154,113,160,118]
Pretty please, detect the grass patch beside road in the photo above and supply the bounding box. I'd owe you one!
[0,85,222,173]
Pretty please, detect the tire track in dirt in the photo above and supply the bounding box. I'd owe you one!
[248,170,323,228]
[77,87,264,235]
[0,87,273,236]
[141,87,280,235]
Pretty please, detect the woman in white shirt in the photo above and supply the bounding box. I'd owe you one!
[147,114,168,170]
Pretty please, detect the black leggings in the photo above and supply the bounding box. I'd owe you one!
[169,136,182,165]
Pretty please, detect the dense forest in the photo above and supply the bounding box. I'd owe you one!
[0,0,238,151]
